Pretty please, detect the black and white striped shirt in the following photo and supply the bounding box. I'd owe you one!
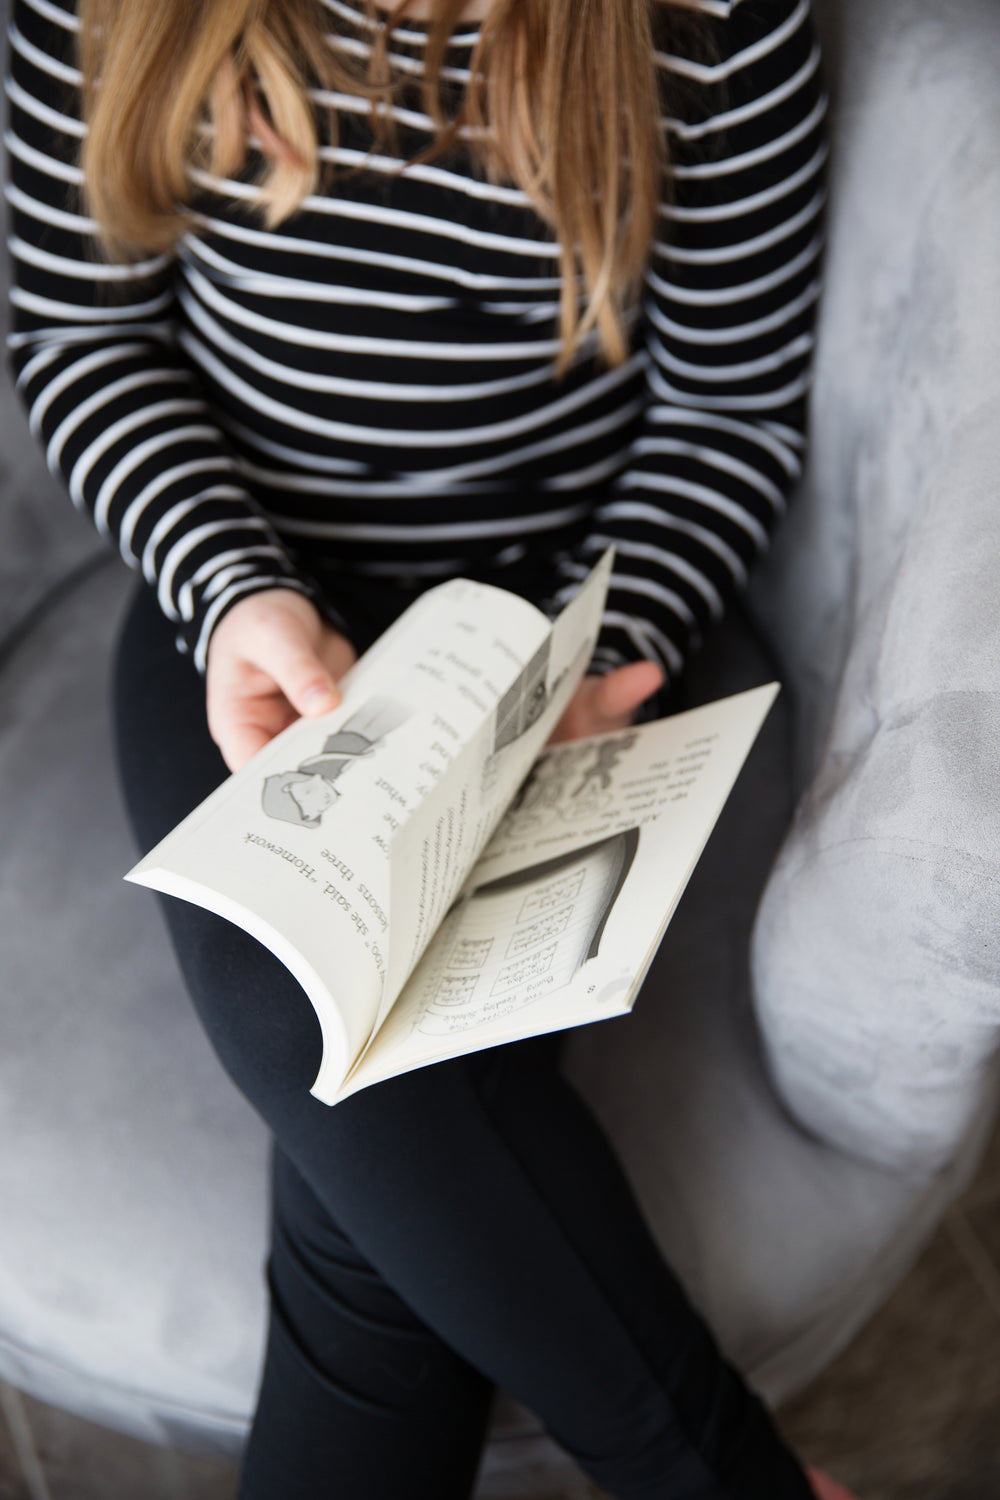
[6,0,827,676]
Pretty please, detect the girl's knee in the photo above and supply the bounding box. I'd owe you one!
[164,900,324,1109]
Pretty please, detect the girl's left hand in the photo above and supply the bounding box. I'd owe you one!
[205,589,357,772]
[548,660,664,744]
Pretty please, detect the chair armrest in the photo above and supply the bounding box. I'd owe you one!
[749,0,1000,1174]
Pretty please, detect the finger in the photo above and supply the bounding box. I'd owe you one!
[592,661,665,722]
[547,680,628,745]
[252,625,343,719]
[208,687,300,773]
[216,719,275,775]
[548,662,666,745]
[318,628,359,684]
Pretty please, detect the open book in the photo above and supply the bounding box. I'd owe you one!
[127,553,777,1104]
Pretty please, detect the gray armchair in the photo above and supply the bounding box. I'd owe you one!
[1,0,997,1493]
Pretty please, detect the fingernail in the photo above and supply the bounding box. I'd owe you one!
[302,683,336,712]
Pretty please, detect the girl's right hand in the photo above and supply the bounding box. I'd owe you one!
[205,589,357,773]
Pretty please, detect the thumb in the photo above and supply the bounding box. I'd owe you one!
[253,619,342,718]
[593,661,665,722]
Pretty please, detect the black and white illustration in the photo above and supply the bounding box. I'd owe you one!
[480,629,595,796]
[416,828,640,1036]
[491,638,556,754]
[499,728,642,834]
[261,697,410,829]
[571,731,639,798]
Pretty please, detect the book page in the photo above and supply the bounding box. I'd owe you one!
[125,576,563,1100]
[338,684,777,1097]
[374,551,612,1024]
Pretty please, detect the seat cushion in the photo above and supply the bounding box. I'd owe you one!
[0,560,270,1454]
[0,560,992,1488]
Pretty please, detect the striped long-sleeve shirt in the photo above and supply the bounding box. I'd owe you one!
[6,0,827,676]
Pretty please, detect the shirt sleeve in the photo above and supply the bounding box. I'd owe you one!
[549,0,829,682]
[5,0,331,670]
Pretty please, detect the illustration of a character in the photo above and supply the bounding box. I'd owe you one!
[571,731,639,798]
[261,697,409,828]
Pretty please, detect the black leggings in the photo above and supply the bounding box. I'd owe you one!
[113,585,812,1500]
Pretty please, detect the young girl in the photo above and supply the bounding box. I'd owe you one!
[6,0,858,1495]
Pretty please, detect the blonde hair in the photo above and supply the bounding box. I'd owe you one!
[79,0,704,370]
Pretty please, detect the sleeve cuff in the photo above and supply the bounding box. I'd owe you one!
[177,568,347,674]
